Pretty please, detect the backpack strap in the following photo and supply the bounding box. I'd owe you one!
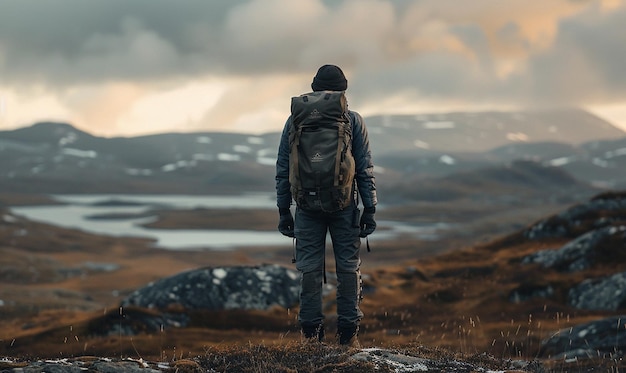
[289,122,304,199]
[333,123,346,187]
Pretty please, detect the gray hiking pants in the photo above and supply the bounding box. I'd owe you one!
[294,206,363,330]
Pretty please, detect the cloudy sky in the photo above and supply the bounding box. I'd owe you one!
[1,0,625,137]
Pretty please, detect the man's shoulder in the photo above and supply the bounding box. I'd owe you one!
[348,110,364,127]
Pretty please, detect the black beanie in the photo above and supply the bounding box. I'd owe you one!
[311,64,348,91]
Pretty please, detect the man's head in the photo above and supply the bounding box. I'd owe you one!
[311,64,348,92]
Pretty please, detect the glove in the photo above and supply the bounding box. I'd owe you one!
[359,207,376,237]
[278,208,295,237]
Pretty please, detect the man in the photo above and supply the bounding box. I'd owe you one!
[275,64,377,346]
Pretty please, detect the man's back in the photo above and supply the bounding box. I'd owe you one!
[275,64,377,345]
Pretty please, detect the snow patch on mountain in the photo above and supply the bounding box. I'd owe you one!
[439,155,456,165]
[413,139,430,149]
[546,156,576,167]
[161,160,195,172]
[61,148,97,158]
[233,145,251,153]
[506,132,529,142]
[423,121,455,129]
[592,158,610,168]
[125,168,153,176]
[58,131,78,146]
[218,153,241,162]
[247,136,265,144]
[605,147,626,159]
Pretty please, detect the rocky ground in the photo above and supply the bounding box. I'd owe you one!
[0,344,543,372]
[1,191,626,372]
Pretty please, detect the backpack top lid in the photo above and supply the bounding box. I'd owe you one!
[290,91,348,127]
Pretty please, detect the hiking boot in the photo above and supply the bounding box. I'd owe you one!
[337,325,359,346]
[301,324,325,342]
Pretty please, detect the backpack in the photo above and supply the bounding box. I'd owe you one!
[288,91,356,212]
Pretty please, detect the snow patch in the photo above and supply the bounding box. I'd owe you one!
[257,157,276,166]
[234,145,252,153]
[257,148,274,157]
[592,158,610,168]
[604,147,626,159]
[161,160,193,172]
[125,168,153,176]
[439,155,456,165]
[413,139,430,149]
[58,132,78,146]
[218,153,241,162]
[506,132,529,142]
[423,121,455,129]
[61,148,97,158]
[546,156,574,167]
[247,137,265,145]
[192,153,214,161]
[196,136,212,144]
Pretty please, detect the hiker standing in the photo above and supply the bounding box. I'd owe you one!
[275,64,377,346]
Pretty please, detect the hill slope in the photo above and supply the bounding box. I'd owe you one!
[1,191,626,372]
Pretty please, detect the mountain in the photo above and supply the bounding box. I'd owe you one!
[366,108,623,153]
[0,121,279,194]
[384,159,592,204]
[0,107,624,196]
[371,109,626,189]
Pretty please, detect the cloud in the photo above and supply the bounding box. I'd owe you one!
[0,0,625,135]
[520,4,626,104]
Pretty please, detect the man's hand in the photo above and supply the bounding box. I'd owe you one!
[359,207,376,237]
[278,208,295,237]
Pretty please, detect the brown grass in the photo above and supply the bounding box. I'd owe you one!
[1,192,626,371]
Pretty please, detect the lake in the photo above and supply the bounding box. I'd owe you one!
[9,194,447,250]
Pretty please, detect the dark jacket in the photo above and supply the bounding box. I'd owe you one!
[275,110,377,210]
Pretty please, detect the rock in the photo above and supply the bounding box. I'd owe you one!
[523,195,626,240]
[0,357,163,373]
[568,271,626,310]
[0,350,541,373]
[509,284,554,303]
[539,315,626,360]
[522,225,626,272]
[121,264,300,311]
[351,348,542,372]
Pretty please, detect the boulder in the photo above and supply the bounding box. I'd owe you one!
[509,284,554,303]
[539,315,626,359]
[122,264,300,311]
[522,225,626,272]
[524,195,626,240]
[569,271,626,310]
